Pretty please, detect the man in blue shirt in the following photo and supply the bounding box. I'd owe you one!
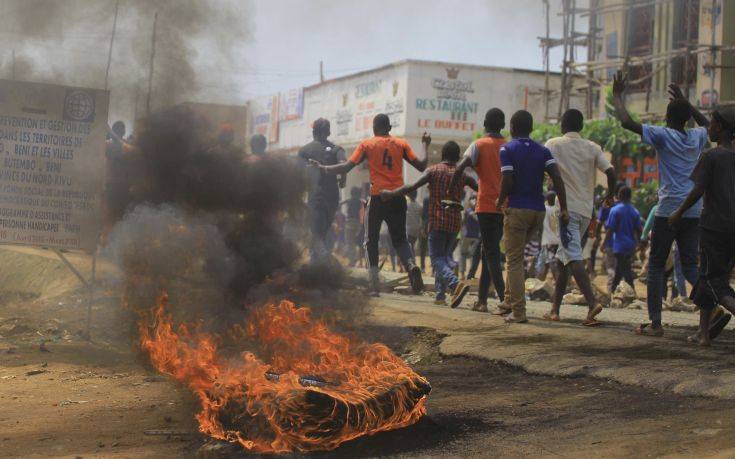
[613,72,709,336]
[595,182,625,294]
[612,71,709,337]
[495,110,569,323]
[604,186,642,293]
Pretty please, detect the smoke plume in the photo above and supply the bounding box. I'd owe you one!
[1,0,250,121]
[107,104,307,306]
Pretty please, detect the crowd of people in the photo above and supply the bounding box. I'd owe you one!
[104,70,735,348]
[302,70,735,347]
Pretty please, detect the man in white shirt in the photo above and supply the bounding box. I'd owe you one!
[544,109,617,325]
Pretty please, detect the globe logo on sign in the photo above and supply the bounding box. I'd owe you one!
[63,90,95,122]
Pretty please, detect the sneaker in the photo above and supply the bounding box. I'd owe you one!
[449,282,470,309]
[407,265,425,293]
[434,298,447,306]
[709,311,732,340]
[472,302,489,313]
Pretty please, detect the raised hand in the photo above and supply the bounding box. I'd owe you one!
[612,71,627,98]
[667,83,685,102]
[421,132,432,147]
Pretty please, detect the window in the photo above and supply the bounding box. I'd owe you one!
[671,0,700,87]
[626,3,655,92]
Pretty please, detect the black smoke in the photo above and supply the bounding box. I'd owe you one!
[1,0,251,121]
[107,105,308,311]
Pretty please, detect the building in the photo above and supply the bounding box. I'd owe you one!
[549,0,734,120]
[247,59,584,194]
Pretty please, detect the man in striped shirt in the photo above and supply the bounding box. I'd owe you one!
[382,141,477,309]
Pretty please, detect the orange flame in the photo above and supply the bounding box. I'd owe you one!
[138,293,430,453]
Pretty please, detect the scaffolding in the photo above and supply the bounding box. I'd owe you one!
[540,0,735,122]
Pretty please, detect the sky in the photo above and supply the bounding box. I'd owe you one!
[235,0,577,99]
[0,0,584,122]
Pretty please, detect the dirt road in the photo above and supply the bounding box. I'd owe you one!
[2,289,735,457]
[2,247,735,457]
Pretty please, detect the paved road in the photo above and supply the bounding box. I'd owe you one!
[368,291,735,400]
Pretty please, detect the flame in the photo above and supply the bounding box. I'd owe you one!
[138,293,430,453]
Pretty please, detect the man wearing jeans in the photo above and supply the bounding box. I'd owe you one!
[382,141,477,308]
[496,110,569,323]
[451,108,507,312]
[544,109,616,325]
[612,72,708,336]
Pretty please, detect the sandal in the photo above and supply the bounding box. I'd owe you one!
[581,305,603,326]
[588,304,603,320]
[709,312,732,340]
[634,323,664,337]
[687,333,711,347]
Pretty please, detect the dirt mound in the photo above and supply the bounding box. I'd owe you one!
[0,246,116,300]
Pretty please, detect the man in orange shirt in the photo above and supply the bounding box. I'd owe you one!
[312,114,428,295]
[450,108,506,312]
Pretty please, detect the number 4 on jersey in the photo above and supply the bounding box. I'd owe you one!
[381,149,393,170]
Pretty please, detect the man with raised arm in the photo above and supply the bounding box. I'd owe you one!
[669,107,735,345]
[311,114,428,296]
[382,141,477,309]
[611,71,708,337]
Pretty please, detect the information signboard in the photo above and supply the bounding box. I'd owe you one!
[0,79,109,252]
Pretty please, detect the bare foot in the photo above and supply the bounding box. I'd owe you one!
[543,311,560,321]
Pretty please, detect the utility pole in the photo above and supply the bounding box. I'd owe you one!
[11,49,15,80]
[104,0,120,91]
[319,60,324,83]
[146,11,158,116]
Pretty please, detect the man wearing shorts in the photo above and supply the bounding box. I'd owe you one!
[545,109,616,325]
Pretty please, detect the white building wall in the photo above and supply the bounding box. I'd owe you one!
[248,59,585,200]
